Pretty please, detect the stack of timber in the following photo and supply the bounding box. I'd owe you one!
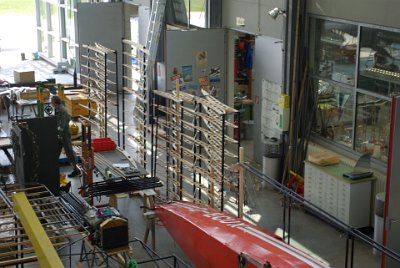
[0,184,87,267]
[121,39,150,168]
[153,90,240,210]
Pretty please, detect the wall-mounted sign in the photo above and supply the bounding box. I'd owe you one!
[236,17,245,27]
[196,51,207,68]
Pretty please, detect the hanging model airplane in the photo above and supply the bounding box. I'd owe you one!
[156,201,328,268]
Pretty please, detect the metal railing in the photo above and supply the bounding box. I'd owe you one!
[242,163,400,268]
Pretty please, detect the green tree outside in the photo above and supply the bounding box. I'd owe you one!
[0,0,35,15]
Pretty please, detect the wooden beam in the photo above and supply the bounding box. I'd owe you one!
[12,192,64,268]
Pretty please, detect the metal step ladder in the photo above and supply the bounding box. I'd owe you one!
[145,0,167,64]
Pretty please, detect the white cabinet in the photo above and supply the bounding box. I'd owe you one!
[304,161,374,228]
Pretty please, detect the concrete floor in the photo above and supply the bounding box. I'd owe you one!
[0,16,386,268]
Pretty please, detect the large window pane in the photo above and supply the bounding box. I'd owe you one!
[50,35,61,60]
[39,1,47,29]
[310,18,358,86]
[183,0,206,28]
[40,32,48,54]
[50,4,59,34]
[66,42,76,67]
[355,93,391,162]
[358,27,400,96]
[313,79,354,147]
[65,8,75,42]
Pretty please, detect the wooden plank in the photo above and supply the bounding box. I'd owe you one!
[0,256,37,267]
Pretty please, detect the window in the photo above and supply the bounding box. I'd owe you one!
[310,19,358,148]
[184,0,207,28]
[358,27,400,96]
[313,79,354,148]
[355,93,391,162]
[36,0,79,69]
[309,17,400,163]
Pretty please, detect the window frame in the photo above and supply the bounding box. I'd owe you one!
[308,15,400,172]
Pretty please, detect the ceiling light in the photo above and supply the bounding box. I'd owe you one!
[268,7,286,20]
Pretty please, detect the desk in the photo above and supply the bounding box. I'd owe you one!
[304,161,375,228]
[16,99,51,117]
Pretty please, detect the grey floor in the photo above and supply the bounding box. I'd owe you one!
[0,32,385,268]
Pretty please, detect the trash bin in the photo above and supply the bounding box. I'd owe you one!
[373,192,385,255]
[262,138,282,189]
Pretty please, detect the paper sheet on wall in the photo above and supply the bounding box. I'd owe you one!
[261,79,282,141]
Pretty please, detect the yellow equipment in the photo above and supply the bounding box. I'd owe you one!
[69,121,79,136]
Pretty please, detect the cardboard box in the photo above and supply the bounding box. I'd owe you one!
[14,70,35,83]
[65,94,97,117]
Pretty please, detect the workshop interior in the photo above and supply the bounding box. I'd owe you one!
[1,0,400,267]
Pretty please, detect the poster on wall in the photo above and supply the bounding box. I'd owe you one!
[170,72,184,90]
[196,51,208,68]
[182,65,193,82]
[261,79,282,140]
[198,76,209,86]
[209,67,221,83]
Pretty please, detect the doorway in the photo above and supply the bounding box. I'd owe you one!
[232,32,255,158]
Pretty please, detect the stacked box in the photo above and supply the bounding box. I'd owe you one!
[64,94,97,117]
[17,88,50,100]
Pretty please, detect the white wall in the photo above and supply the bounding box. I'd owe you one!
[308,0,400,29]
[222,0,285,39]
[123,0,150,7]
[77,2,125,91]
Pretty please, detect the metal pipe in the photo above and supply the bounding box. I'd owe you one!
[220,113,226,211]
[121,39,126,149]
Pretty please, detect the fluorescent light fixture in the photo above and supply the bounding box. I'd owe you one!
[268,7,286,20]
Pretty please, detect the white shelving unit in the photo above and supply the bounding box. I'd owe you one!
[304,161,374,228]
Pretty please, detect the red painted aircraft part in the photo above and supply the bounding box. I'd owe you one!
[156,201,327,268]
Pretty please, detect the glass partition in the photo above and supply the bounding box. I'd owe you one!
[358,27,400,96]
[309,17,400,163]
[313,79,354,148]
[355,93,391,162]
[310,18,358,86]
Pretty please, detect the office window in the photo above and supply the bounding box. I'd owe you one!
[184,0,207,28]
[36,0,78,69]
[309,17,400,163]
[355,93,391,162]
[358,27,400,96]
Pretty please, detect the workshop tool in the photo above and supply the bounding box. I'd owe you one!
[61,192,129,250]
[84,177,162,197]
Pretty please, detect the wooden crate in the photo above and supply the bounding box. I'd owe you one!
[17,88,50,100]
[65,94,97,117]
